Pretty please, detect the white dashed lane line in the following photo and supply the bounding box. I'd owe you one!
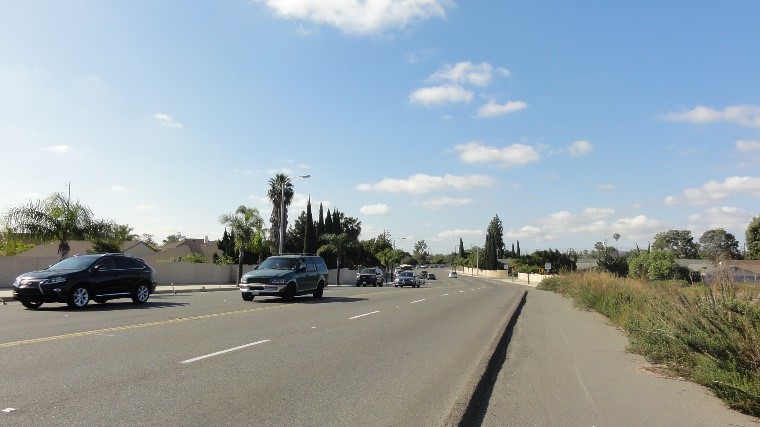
[180,340,270,364]
[349,311,381,320]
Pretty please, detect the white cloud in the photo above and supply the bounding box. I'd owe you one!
[584,207,615,219]
[357,173,495,194]
[737,140,760,152]
[430,62,496,87]
[46,145,69,153]
[454,141,541,167]
[438,229,482,238]
[110,185,125,192]
[596,183,615,191]
[667,176,760,206]
[476,100,527,118]
[693,206,754,234]
[360,204,390,215]
[503,210,663,247]
[660,105,760,128]
[568,140,593,156]
[421,197,474,209]
[257,0,450,35]
[409,85,473,106]
[505,226,541,239]
[154,113,183,129]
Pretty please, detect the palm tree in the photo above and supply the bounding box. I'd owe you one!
[267,174,294,254]
[3,192,111,259]
[317,233,354,286]
[219,205,265,282]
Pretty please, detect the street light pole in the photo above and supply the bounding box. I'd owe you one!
[279,174,310,255]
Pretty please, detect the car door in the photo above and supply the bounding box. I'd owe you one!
[90,256,120,297]
[300,258,318,291]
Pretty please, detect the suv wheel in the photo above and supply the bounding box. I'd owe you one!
[283,283,296,301]
[313,283,324,299]
[242,292,255,301]
[21,300,43,309]
[67,286,90,309]
[132,284,150,304]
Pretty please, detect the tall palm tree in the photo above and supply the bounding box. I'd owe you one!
[3,192,110,259]
[267,174,294,254]
[219,205,264,282]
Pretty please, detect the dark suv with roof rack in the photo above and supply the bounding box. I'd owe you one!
[12,253,156,309]
[238,254,329,301]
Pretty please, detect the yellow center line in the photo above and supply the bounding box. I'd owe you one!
[0,305,285,349]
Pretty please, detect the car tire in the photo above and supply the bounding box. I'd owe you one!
[242,292,254,301]
[132,284,150,304]
[283,283,296,301]
[20,300,43,309]
[313,283,324,299]
[67,286,90,309]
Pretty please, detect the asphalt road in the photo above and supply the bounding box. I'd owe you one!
[0,272,523,426]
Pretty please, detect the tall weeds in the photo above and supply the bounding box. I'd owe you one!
[539,271,760,416]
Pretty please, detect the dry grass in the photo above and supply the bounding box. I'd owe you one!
[539,271,760,416]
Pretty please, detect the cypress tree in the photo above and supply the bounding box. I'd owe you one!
[324,209,333,234]
[304,196,317,254]
[317,203,325,237]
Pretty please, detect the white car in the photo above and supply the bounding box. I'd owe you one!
[448,271,458,278]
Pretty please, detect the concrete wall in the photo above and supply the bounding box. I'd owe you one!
[0,257,357,286]
[457,266,548,284]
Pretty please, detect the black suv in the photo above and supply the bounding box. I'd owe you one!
[356,267,384,287]
[239,254,329,301]
[12,253,156,309]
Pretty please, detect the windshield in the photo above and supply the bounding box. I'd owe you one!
[399,271,413,277]
[48,256,99,271]
[258,257,298,270]
[361,268,376,274]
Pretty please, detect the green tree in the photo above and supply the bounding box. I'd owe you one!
[162,232,185,246]
[699,228,741,261]
[627,250,676,281]
[0,229,34,256]
[652,229,699,259]
[317,233,355,286]
[3,192,113,259]
[317,203,325,237]
[324,209,334,234]
[413,240,429,264]
[746,215,760,260]
[219,205,265,282]
[304,197,317,254]
[267,173,294,254]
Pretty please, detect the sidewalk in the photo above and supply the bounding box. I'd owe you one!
[482,283,758,426]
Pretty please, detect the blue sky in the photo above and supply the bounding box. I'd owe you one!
[2,1,759,255]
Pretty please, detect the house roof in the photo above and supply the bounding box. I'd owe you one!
[719,260,760,274]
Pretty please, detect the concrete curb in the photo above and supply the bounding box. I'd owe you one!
[444,288,528,426]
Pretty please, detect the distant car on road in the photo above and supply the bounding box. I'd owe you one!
[427,272,436,280]
[395,270,421,288]
[356,267,384,287]
[12,253,156,309]
[448,271,458,278]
